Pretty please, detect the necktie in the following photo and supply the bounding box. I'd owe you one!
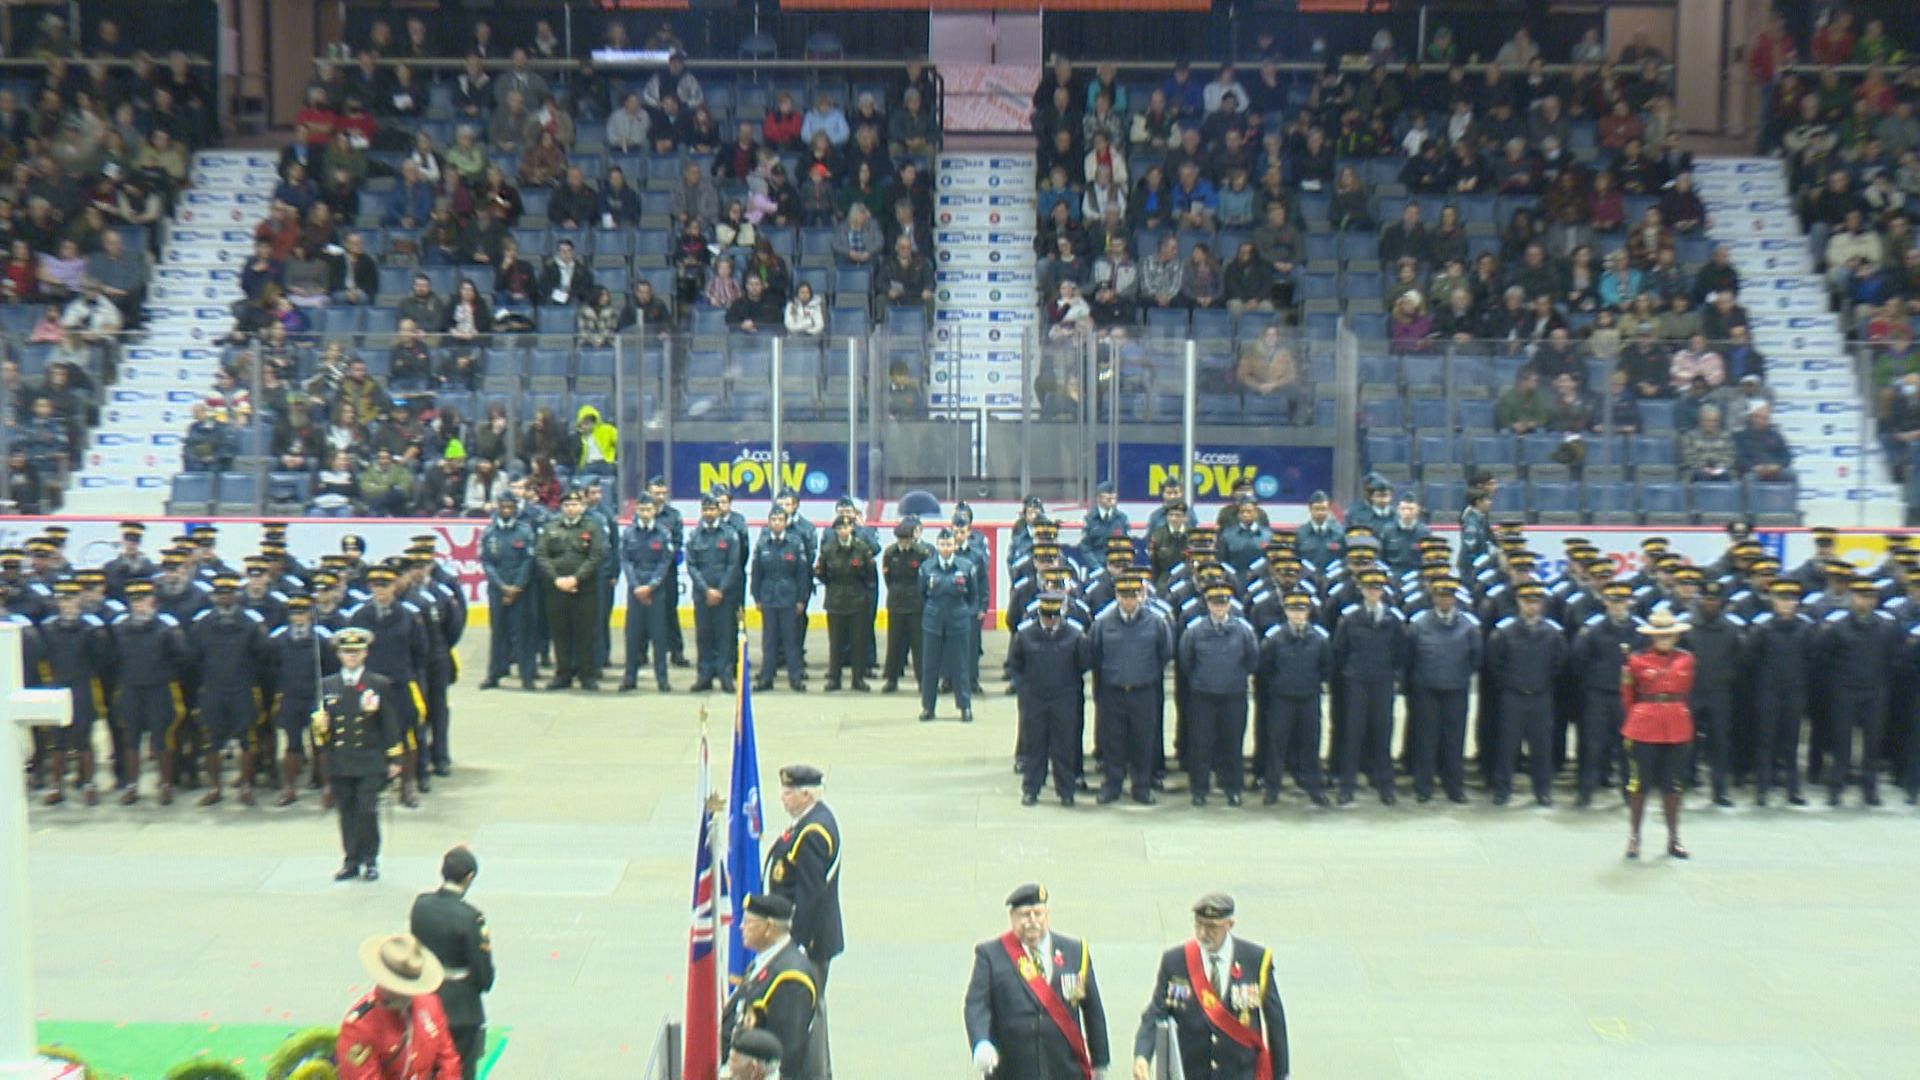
[1029,945,1045,980]
[1209,952,1224,997]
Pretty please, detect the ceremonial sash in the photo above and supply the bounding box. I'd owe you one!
[999,932,1093,1080]
[1182,940,1273,1080]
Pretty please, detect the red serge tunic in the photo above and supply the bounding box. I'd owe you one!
[1621,648,1695,745]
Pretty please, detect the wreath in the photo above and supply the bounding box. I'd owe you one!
[161,1059,248,1080]
[288,1063,339,1080]
[264,1028,339,1080]
[34,1045,99,1080]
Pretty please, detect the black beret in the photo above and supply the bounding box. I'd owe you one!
[1192,892,1235,919]
[1006,883,1049,909]
[730,1029,783,1064]
[779,764,823,788]
[745,894,794,921]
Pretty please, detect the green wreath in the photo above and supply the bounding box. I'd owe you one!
[35,1045,99,1080]
[288,1063,339,1080]
[161,1059,248,1080]
[264,1028,339,1080]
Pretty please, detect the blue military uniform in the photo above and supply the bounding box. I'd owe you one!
[1568,604,1639,802]
[1178,594,1260,803]
[1818,585,1902,805]
[1259,601,1331,801]
[1089,580,1174,803]
[1749,585,1815,804]
[1404,595,1482,803]
[1008,598,1091,802]
[686,509,745,690]
[752,525,812,690]
[1329,583,1406,804]
[480,509,538,688]
[1486,596,1568,805]
[919,545,981,719]
[619,512,677,691]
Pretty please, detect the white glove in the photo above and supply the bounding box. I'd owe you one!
[971,1040,999,1073]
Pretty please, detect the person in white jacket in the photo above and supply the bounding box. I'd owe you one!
[1825,208,1885,294]
[784,281,825,336]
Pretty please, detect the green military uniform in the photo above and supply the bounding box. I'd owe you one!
[535,499,608,690]
[816,532,877,690]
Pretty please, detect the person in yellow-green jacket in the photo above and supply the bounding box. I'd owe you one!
[574,405,616,480]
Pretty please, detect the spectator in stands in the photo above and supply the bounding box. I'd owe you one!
[784,281,825,337]
[644,52,702,110]
[1388,291,1434,354]
[1,240,37,303]
[1681,404,1737,479]
[685,104,723,154]
[539,239,595,306]
[1542,369,1597,433]
[833,204,884,267]
[388,319,434,391]
[1722,325,1767,385]
[1222,241,1273,320]
[1826,208,1885,293]
[669,161,720,227]
[457,201,508,266]
[420,445,468,517]
[890,88,935,158]
[489,89,533,154]
[573,405,617,480]
[518,128,567,188]
[803,91,850,150]
[452,55,492,121]
[1734,403,1794,481]
[725,273,782,334]
[492,235,536,305]
[621,279,672,332]
[357,446,414,516]
[1670,332,1726,393]
[1495,365,1550,434]
[604,93,651,154]
[1657,292,1701,344]
[34,237,86,302]
[1139,233,1185,312]
[391,273,442,331]
[1378,202,1430,268]
[547,167,597,230]
[1046,280,1092,341]
[281,242,331,311]
[877,235,934,309]
[273,399,324,475]
[1179,242,1222,311]
[1329,166,1373,231]
[335,354,385,424]
[577,286,619,348]
[1701,290,1750,342]
[181,402,233,473]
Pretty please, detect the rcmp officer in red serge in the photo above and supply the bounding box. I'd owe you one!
[1132,892,1289,1080]
[964,883,1110,1079]
[722,894,821,1079]
[337,933,463,1079]
[314,627,402,882]
[1621,610,1695,860]
[765,764,845,991]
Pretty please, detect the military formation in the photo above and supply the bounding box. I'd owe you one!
[3,522,468,858]
[996,478,1920,813]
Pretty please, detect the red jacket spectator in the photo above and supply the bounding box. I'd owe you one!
[763,106,803,150]
[1810,18,1855,65]
[1747,25,1797,84]
[296,106,339,145]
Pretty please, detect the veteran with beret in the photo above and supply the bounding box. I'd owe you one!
[1133,893,1288,1080]
[965,884,1109,1079]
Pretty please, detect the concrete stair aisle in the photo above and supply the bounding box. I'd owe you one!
[1694,157,1903,526]
[65,151,279,515]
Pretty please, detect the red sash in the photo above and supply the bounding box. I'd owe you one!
[1182,940,1273,1080]
[999,933,1093,1080]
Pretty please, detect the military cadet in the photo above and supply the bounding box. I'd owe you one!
[1792,527,1839,592]
[39,525,73,574]
[1487,581,1568,807]
[314,627,401,880]
[722,895,820,1079]
[510,480,554,671]
[1147,501,1191,590]
[36,579,113,806]
[0,548,44,623]
[1457,480,1494,578]
[714,486,753,606]
[346,566,429,807]
[187,574,270,807]
[338,534,372,591]
[262,521,311,584]
[535,488,608,692]
[1131,893,1289,1080]
[1403,577,1481,804]
[189,525,234,583]
[816,517,876,691]
[1145,478,1186,535]
[642,476,689,669]
[238,557,289,630]
[410,846,495,1079]
[106,581,187,805]
[1078,482,1129,570]
[951,507,990,693]
[1749,579,1814,806]
[337,933,463,1075]
[619,497,677,693]
[1008,592,1092,806]
[752,506,811,692]
[919,528,980,722]
[102,522,156,600]
[1179,585,1259,806]
[1090,573,1173,804]
[480,494,538,690]
[1329,570,1404,805]
[1377,492,1430,575]
[1819,579,1901,806]
[267,594,335,806]
[686,494,744,693]
[777,490,821,671]
[1682,581,1746,806]
[1622,611,1696,859]
[965,883,1110,1080]
[1569,583,1640,806]
[313,571,351,632]
[880,518,928,694]
[1217,498,1268,583]
[1258,591,1331,805]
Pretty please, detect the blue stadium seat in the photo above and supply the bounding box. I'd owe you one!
[576,349,616,380]
[1748,480,1799,522]
[1349,313,1388,341]
[1470,434,1517,466]
[1629,435,1678,467]
[1410,398,1450,430]
[1528,481,1580,519]
[1360,398,1403,430]
[1415,433,1457,465]
[1146,307,1189,339]
[833,266,872,298]
[1489,483,1525,514]
[165,472,214,514]
[1305,312,1340,341]
[1299,271,1340,301]
[1336,232,1378,261]
[1424,479,1466,515]
[1692,482,1744,521]
[1303,234,1339,264]
[1365,433,1410,467]
[691,307,728,337]
[885,306,927,337]
[1403,353,1445,389]
[1457,399,1495,430]
[829,306,869,336]
[1638,482,1689,521]
[1587,481,1636,522]
[1520,433,1564,466]
[1639,399,1677,434]
[536,308,575,336]
[377,266,414,297]
[528,348,571,380]
[1343,270,1382,298]
[1192,308,1232,341]
[521,188,552,220]
[1198,392,1243,422]
[1358,354,1398,386]
[1452,353,1496,394]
